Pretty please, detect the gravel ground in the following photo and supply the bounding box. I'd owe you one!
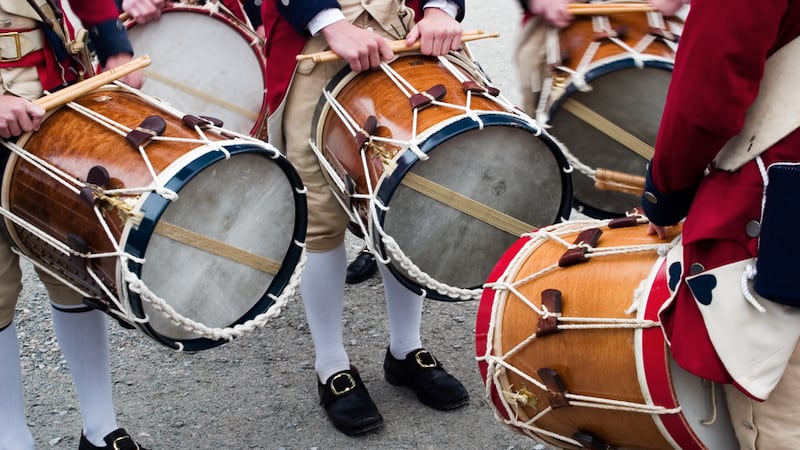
[15,2,553,449]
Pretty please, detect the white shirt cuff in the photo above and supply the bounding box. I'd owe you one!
[308,8,346,36]
[423,0,460,18]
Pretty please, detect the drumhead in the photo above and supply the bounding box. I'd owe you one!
[125,7,268,137]
[123,142,306,351]
[548,61,672,218]
[376,114,572,301]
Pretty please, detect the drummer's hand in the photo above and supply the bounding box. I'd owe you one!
[528,0,572,28]
[647,222,670,240]
[321,20,393,72]
[122,0,164,24]
[648,0,688,16]
[104,54,146,89]
[0,95,45,139]
[405,7,462,56]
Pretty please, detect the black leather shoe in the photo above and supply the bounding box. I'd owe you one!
[318,367,384,436]
[384,348,469,411]
[346,250,378,284]
[79,428,148,450]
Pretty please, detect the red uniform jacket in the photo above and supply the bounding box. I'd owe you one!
[644,0,800,384]
[0,0,133,91]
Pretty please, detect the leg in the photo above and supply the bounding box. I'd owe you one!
[0,322,36,450]
[49,304,118,445]
[379,265,469,411]
[724,340,800,449]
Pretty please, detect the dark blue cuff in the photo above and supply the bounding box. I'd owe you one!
[277,0,340,36]
[640,164,695,226]
[89,19,134,67]
[244,0,263,28]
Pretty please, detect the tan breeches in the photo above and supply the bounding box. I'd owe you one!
[0,231,83,328]
[281,14,399,252]
[724,340,800,449]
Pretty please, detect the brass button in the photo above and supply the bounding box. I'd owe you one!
[745,220,760,237]
[644,191,658,204]
[690,263,705,275]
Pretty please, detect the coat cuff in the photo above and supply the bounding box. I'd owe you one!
[278,0,340,36]
[641,163,696,226]
[89,19,134,67]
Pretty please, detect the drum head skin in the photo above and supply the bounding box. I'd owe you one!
[125,144,306,351]
[549,63,672,218]
[125,7,268,137]
[377,115,572,300]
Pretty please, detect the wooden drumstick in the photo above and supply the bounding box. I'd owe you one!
[296,30,500,63]
[594,167,646,196]
[35,55,151,111]
[566,3,655,15]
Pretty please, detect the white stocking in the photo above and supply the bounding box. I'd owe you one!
[0,322,35,450]
[379,264,423,360]
[50,305,117,447]
[300,244,350,382]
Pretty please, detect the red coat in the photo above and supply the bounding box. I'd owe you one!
[1,0,132,91]
[645,0,800,384]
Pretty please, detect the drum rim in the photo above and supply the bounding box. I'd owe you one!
[373,113,573,301]
[123,142,307,351]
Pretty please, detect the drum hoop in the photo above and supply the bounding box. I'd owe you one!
[372,113,574,301]
[123,142,307,351]
[125,5,269,138]
[636,256,710,449]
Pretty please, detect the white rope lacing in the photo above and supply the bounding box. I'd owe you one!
[477,218,685,444]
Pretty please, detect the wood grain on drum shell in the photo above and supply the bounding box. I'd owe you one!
[320,55,501,207]
[7,90,223,297]
[557,12,678,68]
[496,224,684,449]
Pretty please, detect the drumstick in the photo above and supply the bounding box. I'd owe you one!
[296,30,500,64]
[594,167,645,196]
[566,3,655,15]
[35,55,151,111]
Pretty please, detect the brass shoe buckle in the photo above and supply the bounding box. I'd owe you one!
[414,350,438,368]
[330,372,357,396]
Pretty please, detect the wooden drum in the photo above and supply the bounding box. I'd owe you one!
[537,2,683,218]
[313,52,573,301]
[1,87,306,350]
[476,218,737,449]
